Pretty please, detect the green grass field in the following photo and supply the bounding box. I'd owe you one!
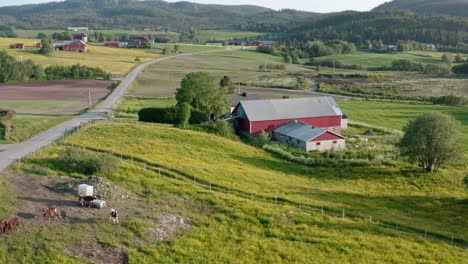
[2,120,465,262]
[309,50,461,70]
[195,30,265,42]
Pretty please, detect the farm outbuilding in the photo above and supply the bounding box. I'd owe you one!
[14,43,24,49]
[35,42,42,49]
[73,33,88,42]
[273,121,346,152]
[232,96,345,137]
[104,41,120,48]
[53,40,87,52]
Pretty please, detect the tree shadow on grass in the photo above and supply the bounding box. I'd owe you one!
[19,196,78,207]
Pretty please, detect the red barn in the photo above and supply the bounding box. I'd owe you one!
[35,42,42,49]
[54,40,87,52]
[232,97,345,137]
[15,43,24,49]
[251,41,263,47]
[104,41,120,48]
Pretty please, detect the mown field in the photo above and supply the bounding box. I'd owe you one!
[130,49,309,97]
[195,30,264,42]
[1,120,465,263]
[310,50,466,69]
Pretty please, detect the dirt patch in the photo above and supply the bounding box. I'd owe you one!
[147,213,190,243]
[0,80,112,103]
[65,242,127,264]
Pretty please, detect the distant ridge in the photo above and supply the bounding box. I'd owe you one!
[374,0,468,17]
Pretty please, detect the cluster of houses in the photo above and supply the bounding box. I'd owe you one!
[104,36,152,48]
[231,96,348,152]
[206,40,276,47]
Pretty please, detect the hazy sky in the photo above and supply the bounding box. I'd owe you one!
[0,0,390,12]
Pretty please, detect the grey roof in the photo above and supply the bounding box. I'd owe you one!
[230,94,259,107]
[239,96,343,122]
[273,122,327,142]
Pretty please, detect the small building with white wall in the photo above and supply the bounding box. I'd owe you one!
[272,121,346,152]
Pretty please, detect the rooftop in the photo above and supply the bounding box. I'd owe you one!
[238,96,343,122]
[273,121,327,142]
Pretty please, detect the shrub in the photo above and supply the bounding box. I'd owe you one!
[423,64,452,75]
[256,46,276,55]
[391,60,423,72]
[197,120,233,137]
[44,64,111,80]
[139,107,208,125]
[432,95,466,106]
[59,147,120,175]
[452,63,468,74]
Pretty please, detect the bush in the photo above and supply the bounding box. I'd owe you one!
[432,95,466,106]
[197,120,233,137]
[44,64,111,80]
[256,46,277,55]
[452,63,468,74]
[139,107,208,125]
[59,147,120,175]
[423,64,452,75]
[390,59,423,72]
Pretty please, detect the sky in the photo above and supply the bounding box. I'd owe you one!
[0,0,390,12]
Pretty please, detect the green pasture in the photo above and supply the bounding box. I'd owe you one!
[2,121,465,262]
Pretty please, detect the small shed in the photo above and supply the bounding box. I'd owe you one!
[35,42,42,49]
[273,121,346,152]
[15,43,24,49]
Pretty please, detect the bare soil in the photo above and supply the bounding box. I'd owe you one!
[2,171,190,263]
[0,80,113,102]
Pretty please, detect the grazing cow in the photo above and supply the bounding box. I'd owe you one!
[0,218,7,233]
[5,218,19,232]
[110,209,119,224]
[43,207,59,219]
[79,195,96,207]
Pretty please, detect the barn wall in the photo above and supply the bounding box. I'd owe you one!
[251,116,342,137]
[310,132,344,142]
[232,104,251,134]
[307,138,346,152]
[273,132,307,150]
[341,118,348,129]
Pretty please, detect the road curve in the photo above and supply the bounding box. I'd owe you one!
[0,53,190,171]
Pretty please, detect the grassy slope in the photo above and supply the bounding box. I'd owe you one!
[4,121,466,262]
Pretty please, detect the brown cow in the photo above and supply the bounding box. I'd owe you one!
[5,218,19,232]
[79,195,96,207]
[43,207,59,220]
[0,218,7,233]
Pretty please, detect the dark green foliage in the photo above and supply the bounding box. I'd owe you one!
[163,47,170,55]
[399,112,463,172]
[432,95,467,106]
[39,38,54,55]
[176,72,228,116]
[390,60,424,72]
[374,0,468,17]
[154,36,171,43]
[44,64,111,80]
[138,107,208,125]
[59,147,120,176]
[452,63,468,74]
[397,40,422,52]
[0,51,42,82]
[256,46,277,55]
[442,53,453,64]
[454,54,464,63]
[176,103,191,128]
[258,64,286,71]
[219,76,235,94]
[423,64,452,75]
[197,120,233,137]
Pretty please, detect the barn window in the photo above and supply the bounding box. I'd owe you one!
[333,141,337,144]
[316,142,321,146]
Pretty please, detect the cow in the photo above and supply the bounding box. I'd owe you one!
[43,207,59,220]
[5,218,19,232]
[79,195,96,207]
[0,218,7,233]
[110,209,119,224]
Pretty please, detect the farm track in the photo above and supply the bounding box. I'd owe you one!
[68,142,467,248]
[0,52,210,171]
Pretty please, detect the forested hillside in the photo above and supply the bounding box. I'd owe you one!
[287,11,468,46]
[374,0,468,17]
[0,0,467,46]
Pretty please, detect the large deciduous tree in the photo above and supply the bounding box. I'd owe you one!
[398,112,462,173]
[176,72,227,116]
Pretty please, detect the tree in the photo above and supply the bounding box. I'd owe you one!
[454,54,464,63]
[398,112,462,173]
[219,75,234,94]
[258,130,271,146]
[176,102,191,128]
[163,47,170,55]
[442,53,453,64]
[452,63,468,74]
[283,53,292,63]
[39,38,54,55]
[174,44,180,53]
[176,72,227,116]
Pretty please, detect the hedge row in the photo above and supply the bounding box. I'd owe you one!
[138,107,208,125]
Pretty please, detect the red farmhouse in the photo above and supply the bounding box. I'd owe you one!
[54,40,87,52]
[104,41,120,48]
[232,96,345,137]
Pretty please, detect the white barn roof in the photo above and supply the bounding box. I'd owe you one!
[238,96,343,122]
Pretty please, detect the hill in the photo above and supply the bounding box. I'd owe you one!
[0,0,280,31]
[1,120,466,262]
[287,10,468,45]
[374,0,468,17]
